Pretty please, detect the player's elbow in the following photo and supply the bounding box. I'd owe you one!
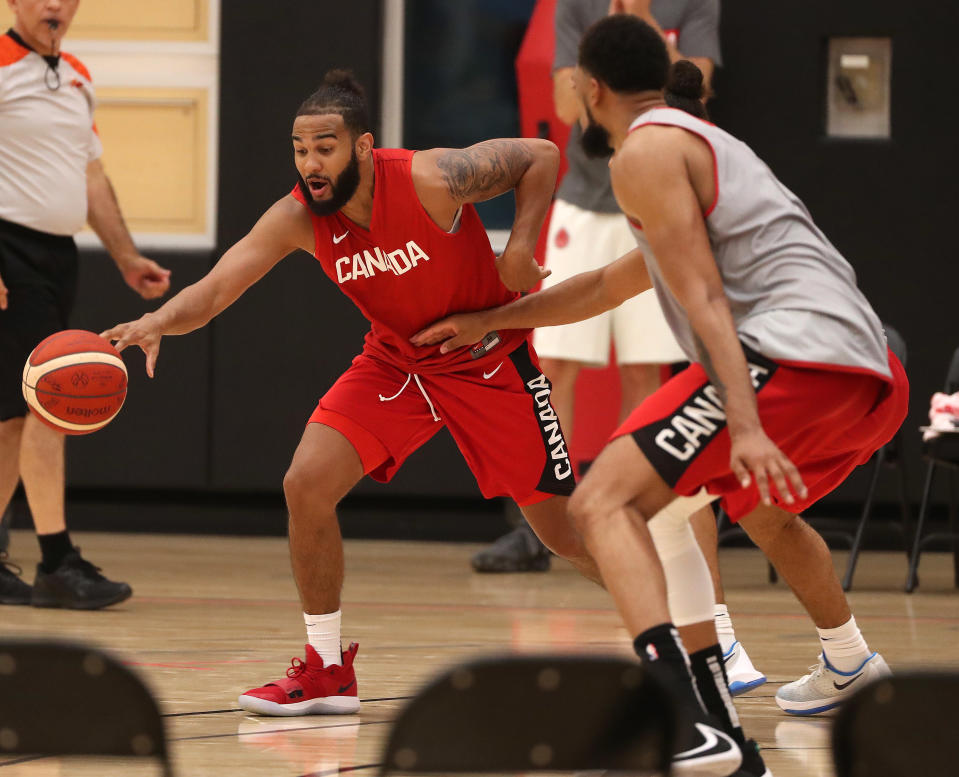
[528,138,560,168]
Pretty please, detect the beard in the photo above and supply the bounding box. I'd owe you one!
[296,150,361,217]
[579,106,614,159]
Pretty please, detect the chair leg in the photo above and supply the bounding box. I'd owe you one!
[767,560,778,584]
[843,449,884,591]
[716,507,729,534]
[896,447,914,556]
[906,463,937,593]
[949,470,959,589]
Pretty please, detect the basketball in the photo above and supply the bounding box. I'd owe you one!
[21,329,128,435]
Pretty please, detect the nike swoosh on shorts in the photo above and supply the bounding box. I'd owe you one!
[483,362,504,380]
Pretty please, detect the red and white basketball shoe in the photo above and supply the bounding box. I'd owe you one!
[238,643,360,716]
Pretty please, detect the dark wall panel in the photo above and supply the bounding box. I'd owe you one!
[709,0,959,506]
[214,0,383,248]
[210,0,479,495]
[67,251,211,488]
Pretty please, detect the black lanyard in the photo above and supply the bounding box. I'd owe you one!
[4,28,61,90]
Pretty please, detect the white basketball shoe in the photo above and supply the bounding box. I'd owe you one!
[723,641,766,696]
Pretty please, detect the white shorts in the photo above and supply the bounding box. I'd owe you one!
[533,199,685,366]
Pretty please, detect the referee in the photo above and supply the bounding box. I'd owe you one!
[0,0,170,608]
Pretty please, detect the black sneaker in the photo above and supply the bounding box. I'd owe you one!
[31,549,132,610]
[672,718,742,777]
[0,552,32,605]
[732,739,772,777]
[471,524,551,573]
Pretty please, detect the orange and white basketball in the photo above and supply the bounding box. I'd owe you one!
[21,330,128,435]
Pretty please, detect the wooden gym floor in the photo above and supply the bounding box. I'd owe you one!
[2,529,959,776]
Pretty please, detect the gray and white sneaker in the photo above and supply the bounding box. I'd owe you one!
[775,652,890,716]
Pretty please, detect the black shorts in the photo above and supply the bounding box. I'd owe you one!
[0,218,78,421]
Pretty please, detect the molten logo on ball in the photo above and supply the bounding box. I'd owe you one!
[22,330,128,435]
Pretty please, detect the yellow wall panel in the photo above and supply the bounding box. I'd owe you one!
[0,0,208,41]
[93,88,208,234]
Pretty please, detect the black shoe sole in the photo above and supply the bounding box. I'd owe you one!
[31,587,132,610]
[0,597,32,606]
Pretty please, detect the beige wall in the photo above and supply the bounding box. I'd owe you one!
[1,1,219,247]
[95,88,208,234]
[0,0,208,40]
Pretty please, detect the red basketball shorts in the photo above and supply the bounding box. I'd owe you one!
[615,346,909,520]
[309,342,576,506]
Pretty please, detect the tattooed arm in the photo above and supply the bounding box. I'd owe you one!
[413,139,560,291]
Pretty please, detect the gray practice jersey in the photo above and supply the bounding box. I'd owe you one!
[626,107,891,381]
[554,0,721,213]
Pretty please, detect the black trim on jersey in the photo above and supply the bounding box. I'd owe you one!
[508,343,576,497]
[631,346,779,487]
[5,28,61,89]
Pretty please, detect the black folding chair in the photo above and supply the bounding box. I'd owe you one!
[379,654,675,775]
[0,639,172,776]
[832,673,959,777]
[906,345,959,592]
[842,325,913,590]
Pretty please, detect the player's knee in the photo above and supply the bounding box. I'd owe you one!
[538,358,580,389]
[283,463,337,517]
[618,363,659,402]
[567,487,611,539]
[739,506,798,550]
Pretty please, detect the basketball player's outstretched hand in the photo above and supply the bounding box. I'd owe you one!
[495,251,550,292]
[100,315,163,378]
[729,428,808,506]
[411,312,488,354]
[0,269,7,310]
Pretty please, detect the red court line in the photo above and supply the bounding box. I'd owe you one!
[125,659,269,670]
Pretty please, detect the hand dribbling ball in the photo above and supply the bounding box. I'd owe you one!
[21,330,128,435]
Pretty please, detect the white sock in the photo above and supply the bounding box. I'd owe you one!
[818,616,871,673]
[714,604,737,655]
[304,610,342,667]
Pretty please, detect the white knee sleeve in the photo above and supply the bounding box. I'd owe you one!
[648,491,717,627]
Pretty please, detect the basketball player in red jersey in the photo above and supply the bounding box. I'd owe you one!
[102,70,607,715]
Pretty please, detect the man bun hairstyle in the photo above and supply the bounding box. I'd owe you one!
[666,60,704,100]
[297,69,371,138]
[578,14,669,94]
[664,60,709,120]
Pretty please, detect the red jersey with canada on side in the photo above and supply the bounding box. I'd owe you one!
[291,148,528,374]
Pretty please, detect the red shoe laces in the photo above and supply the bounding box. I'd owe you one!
[286,657,307,679]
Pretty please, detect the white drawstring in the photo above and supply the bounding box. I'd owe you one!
[378,372,441,422]
[413,374,440,422]
[378,373,412,402]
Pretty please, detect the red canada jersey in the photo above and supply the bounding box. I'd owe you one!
[291,148,528,373]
